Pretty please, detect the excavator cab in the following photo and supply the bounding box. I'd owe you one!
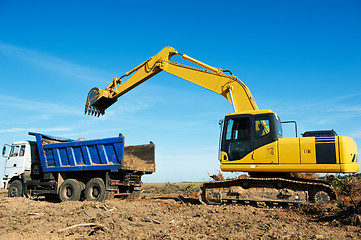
[220,110,282,162]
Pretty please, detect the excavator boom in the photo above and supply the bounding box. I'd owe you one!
[85,47,258,116]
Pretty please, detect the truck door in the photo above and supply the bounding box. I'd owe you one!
[5,144,26,180]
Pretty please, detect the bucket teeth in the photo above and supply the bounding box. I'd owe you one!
[85,87,117,117]
[85,106,102,117]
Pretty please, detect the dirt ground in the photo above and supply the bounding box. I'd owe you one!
[1,180,361,240]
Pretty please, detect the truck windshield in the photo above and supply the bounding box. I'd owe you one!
[10,146,20,157]
[9,145,25,157]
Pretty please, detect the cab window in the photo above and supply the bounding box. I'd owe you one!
[19,145,25,157]
[10,145,20,157]
[225,119,234,140]
[9,145,25,157]
[255,117,270,138]
[224,117,251,160]
[275,115,283,138]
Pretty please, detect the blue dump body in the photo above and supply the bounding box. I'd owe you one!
[28,132,124,172]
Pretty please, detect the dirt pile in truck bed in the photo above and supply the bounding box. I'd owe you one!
[1,177,361,239]
[121,144,155,172]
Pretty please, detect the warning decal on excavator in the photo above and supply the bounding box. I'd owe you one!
[315,137,336,164]
[315,137,335,143]
[351,154,358,163]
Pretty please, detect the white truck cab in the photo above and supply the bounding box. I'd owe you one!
[2,141,34,189]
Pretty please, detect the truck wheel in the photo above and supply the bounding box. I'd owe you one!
[8,180,23,197]
[59,179,81,202]
[84,178,106,201]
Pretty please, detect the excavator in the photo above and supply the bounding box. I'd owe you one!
[85,47,359,205]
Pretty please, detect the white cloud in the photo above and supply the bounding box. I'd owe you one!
[0,94,80,115]
[0,127,72,134]
[332,105,361,115]
[109,99,155,115]
[0,42,110,84]
[28,114,52,121]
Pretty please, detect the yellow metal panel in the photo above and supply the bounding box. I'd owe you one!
[339,136,359,173]
[226,110,274,116]
[221,163,342,173]
[341,164,359,173]
[278,138,300,164]
[220,151,254,164]
[252,141,278,164]
[240,153,254,164]
[299,137,316,164]
[220,151,228,162]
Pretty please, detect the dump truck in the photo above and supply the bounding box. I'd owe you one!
[2,132,155,201]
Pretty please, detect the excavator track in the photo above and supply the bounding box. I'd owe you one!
[199,177,337,206]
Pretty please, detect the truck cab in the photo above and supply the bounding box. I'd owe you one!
[2,141,39,189]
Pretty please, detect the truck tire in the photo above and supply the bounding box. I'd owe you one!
[8,180,23,197]
[84,178,106,201]
[58,179,81,202]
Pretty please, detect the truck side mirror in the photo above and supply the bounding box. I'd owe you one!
[2,145,6,157]
[2,144,10,157]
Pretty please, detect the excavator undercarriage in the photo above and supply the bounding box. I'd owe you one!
[199,175,336,206]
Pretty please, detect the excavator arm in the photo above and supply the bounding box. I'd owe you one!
[85,46,258,116]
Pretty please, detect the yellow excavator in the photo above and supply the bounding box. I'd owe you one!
[85,47,359,205]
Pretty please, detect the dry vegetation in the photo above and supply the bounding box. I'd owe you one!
[0,175,361,239]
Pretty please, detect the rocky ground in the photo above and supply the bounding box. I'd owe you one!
[0,177,361,239]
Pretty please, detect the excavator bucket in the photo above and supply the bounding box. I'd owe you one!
[85,87,117,117]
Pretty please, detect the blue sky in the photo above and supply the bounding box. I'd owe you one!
[0,0,360,182]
